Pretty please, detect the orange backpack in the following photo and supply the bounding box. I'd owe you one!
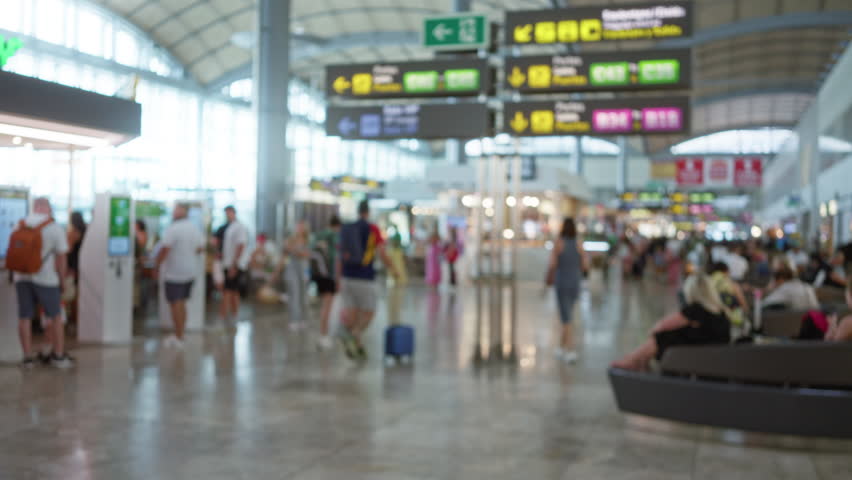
[5,218,53,274]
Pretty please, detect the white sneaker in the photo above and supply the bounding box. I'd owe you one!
[289,322,304,332]
[317,336,334,351]
[561,350,578,363]
[164,335,184,349]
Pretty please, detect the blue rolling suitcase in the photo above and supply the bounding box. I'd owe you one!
[385,325,415,362]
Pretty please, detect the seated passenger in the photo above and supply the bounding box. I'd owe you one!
[612,274,731,371]
[824,279,852,342]
[724,244,749,282]
[807,252,847,290]
[709,262,747,327]
[762,265,819,311]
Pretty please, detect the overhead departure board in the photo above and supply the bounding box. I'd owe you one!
[326,104,492,140]
[504,97,690,136]
[326,59,492,99]
[505,2,693,46]
[505,49,691,93]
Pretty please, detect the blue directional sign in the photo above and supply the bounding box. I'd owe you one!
[326,103,491,140]
[360,114,382,137]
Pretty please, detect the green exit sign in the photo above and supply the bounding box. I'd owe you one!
[0,36,23,69]
[423,14,490,51]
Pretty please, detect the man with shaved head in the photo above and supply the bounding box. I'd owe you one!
[11,197,72,369]
[155,203,205,349]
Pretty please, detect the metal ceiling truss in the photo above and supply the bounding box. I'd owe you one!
[83,0,188,80]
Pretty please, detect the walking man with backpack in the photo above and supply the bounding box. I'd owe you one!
[5,197,73,368]
[337,201,398,360]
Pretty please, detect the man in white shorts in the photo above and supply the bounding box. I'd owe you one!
[156,203,204,348]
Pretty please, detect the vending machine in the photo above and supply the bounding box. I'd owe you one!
[78,193,135,344]
[0,187,29,362]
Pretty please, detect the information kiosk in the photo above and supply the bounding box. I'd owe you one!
[0,187,28,362]
[79,193,135,344]
[157,201,208,332]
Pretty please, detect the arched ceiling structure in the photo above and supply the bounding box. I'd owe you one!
[92,0,852,153]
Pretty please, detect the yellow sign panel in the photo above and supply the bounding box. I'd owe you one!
[352,73,372,95]
[527,65,552,89]
[530,110,554,135]
[333,76,351,94]
[535,21,556,43]
[514,19,606,44]
[514,24,533,43]
[509,111,529,133]
[651,162,677,180]
[580,19,602,42]
[507,67,526,88]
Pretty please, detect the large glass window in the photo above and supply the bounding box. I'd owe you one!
[35,0,66,46]
[0,0,180,78]
[77,6,106,58]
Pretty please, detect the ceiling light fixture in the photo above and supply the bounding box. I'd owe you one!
[0,123,109,148]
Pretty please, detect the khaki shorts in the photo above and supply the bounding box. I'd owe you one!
[340,278,377,312]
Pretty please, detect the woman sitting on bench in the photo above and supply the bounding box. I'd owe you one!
[825,278,852,342]
[612,274,731,371]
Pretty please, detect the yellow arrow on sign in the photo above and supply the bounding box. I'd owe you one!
[509,111,529,133]
[514,24,533,43]
[507,67,526,88]
[333,76,351,94]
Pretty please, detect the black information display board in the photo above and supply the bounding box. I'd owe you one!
[504,97,690,136]
[505,49,690,94]
[505,1,693,46]
[326,59,492,100]
[326,103,492,140]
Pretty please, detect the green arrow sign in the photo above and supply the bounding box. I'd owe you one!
[0,36,23,69]
[423,14,489,51]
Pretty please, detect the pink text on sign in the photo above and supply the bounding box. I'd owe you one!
[592,109,633,133]
[642,107,683,132]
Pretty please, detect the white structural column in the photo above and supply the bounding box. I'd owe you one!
[255,0,292,240]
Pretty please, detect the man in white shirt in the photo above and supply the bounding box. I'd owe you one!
[155,204,204,348]
[710,243,728,264]
[220,205,250,325]
[724,244,749,282]
[12,197,72,368]
[763,265,820,311]
[786,244,809,274]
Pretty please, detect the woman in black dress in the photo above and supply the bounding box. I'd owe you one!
[612,274,730,371]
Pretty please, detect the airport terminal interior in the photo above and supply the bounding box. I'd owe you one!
[2,0,852,478]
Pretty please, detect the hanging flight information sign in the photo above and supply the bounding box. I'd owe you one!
[506,2,693,46]
[326,59,492,100]
[326,103,491,140]
[504,49,690,94]
[504,97,690,136]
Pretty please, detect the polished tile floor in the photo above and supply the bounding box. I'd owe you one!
[2,272,852,479]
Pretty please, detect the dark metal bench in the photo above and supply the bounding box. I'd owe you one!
[608,342,852,438]
[760,308,851,338]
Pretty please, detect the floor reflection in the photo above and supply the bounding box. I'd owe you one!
[1,273,851,479]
